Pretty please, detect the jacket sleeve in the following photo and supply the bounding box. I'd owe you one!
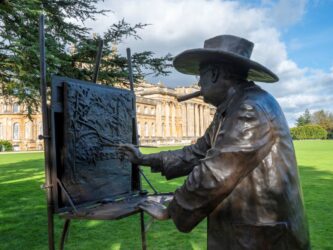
[141,123,212,180]
[167,102,275,232]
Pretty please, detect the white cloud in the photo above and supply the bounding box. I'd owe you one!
[268,0,307,28]
[84,0,332,126]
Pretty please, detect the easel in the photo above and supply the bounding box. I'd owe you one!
[39,15,171,250]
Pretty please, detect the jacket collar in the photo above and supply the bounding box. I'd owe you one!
[215,80,255,116]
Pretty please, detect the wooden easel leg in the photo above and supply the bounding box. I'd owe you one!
[140,211,147,250]
[47,208,55,250]
[59,219,71,250]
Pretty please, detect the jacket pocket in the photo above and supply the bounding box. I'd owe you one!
[232,222,288,250]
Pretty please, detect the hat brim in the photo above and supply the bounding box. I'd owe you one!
[173,48,279,83]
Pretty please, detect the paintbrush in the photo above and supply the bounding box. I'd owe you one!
[102,143,156,148]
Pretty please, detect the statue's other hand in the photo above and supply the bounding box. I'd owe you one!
[138,200,170,221]
[117,143,143,164]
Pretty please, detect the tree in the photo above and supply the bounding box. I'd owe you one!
[296,109,311,127]
[311,110,333,131]
[0,1,172,115]
[311,110,333,139]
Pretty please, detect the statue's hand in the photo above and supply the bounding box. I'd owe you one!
[117,144,143,164]
[138,200,170,221]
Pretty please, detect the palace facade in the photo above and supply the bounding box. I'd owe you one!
[0,82,215,151]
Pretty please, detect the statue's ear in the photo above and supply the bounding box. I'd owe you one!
[211,66,220,83]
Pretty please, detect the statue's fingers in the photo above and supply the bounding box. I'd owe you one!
[117,151,125,161]
[117,148,132,159]
[117,148,126,155]
[117,147,133,156]
[118,143,133,149]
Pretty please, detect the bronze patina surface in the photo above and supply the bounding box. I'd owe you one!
[120,35,310,249]
[50,76,141,212]
[62,80,134,205]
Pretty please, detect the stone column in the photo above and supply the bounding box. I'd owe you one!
[204,106,210,130]
[165,102,170,137]
[193,103,196,136]
[188,103,194,137]
[200,105,204,135]
[7,118,11,140]
[210,107,214,123]
[176,105,181,139]
[171,102,176,137]
[198,104,201,135]
[186,103,190,137]
[194,103,200,137]
[32,120,36,141]
[181,103,187,137]
[155,102,162,137]
[4,118,9,140]
[0,120,3,140]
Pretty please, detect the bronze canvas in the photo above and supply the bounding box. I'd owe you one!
[62,80,134,205]
[120,35,311,249]
[50,76,141,211]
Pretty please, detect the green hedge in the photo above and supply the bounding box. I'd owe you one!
[0,140,14,151]
[327,130,333,139]
[290,125,327,140]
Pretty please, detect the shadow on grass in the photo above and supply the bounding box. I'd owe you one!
[298,165,333,250]
[0,158,206,250]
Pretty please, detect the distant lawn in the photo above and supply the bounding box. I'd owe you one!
[292,140,333,249]
[0,141,332,249]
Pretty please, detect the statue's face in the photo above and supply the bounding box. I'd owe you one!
[199,64,230,106]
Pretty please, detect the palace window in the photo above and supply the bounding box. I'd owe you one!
[151,123,155,137]
[13,123,19,140]
[144,106,148,114]
[137,122,141,136]
[13,103,20,113]
[144,122,149,137]
[151,107,155,115]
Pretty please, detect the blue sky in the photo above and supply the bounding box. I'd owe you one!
[87,0,333,126]
[234,0,333,70]
[282,0,333,70]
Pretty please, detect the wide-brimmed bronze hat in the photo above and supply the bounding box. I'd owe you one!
[173,35,278,83]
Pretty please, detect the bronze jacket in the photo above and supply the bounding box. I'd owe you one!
[144,82,310,249]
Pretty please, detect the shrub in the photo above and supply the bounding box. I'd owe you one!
[290,125,327,140]
[0,140,14,151]
[327,130,333,140]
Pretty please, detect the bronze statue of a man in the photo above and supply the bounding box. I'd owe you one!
[119,35,310,249]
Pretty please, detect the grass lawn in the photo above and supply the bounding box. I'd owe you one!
[0,141,332,249]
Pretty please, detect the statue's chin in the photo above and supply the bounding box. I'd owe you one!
[203,96,218,107]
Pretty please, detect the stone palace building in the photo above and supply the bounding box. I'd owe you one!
[0,81,215,151]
